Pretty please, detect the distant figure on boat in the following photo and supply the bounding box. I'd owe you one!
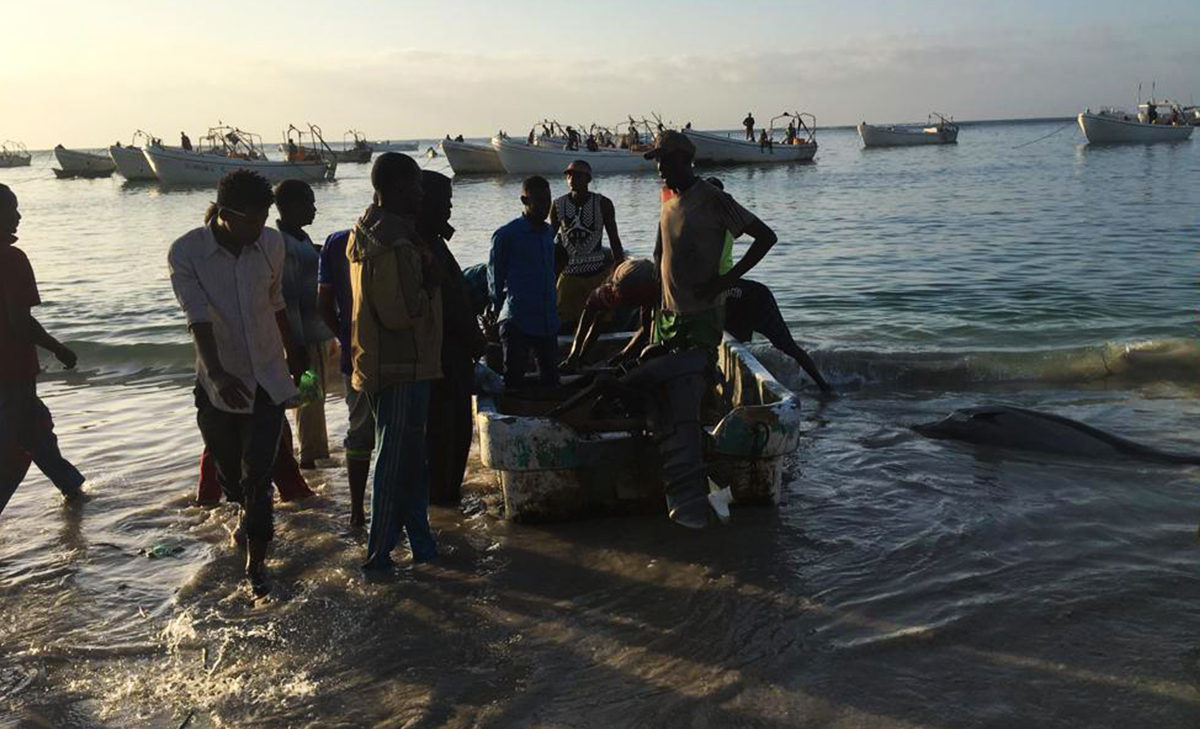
[0,183,87,520]
[565,126,580,151]
[551,159,625,331]
[759,129,773,151]
[785,121,797,144]
[527,128,536,144]
[1147,103,1159,124]
[584,134,599,152]
[685,122,692,130]
[743,112,755,140]
[180,131,192,151]
[455,134,464,142]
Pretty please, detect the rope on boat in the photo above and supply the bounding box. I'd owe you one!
[1011,120,1077,149]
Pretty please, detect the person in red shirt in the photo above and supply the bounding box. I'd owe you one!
[0,183,86,518]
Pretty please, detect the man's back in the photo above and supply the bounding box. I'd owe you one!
[0,244,41,382]
[490,216,559,337]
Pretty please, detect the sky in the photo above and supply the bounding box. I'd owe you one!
[3,0,1199,148]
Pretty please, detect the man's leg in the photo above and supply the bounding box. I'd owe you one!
[533,334,561,386]
[447,371,475,504]
[19,381,84,498]
[196,449,224,505]
[744,281,832,392]
[0,383,33,517]
[365,385,405,568]
[343,374,374,527]
[240,388,285,593]
[195,385,247,506]
[295,342,330,466]
[394,380,436,561]
[426,375,454,506]
[271,419,314,501]
[501,321,532,389]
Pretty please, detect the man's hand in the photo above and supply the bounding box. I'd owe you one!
[694,274,733,302]
[210,369,252,410]
[286,346,309,385]
[54,344,77,370]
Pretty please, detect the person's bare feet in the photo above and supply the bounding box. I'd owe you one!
[245,539,271,596]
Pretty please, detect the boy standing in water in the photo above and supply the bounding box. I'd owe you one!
[0,183,86,518]
[169,171,307,595]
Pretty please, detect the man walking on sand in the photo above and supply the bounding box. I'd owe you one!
[0,183,86,519]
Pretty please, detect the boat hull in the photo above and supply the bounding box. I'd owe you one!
[1077,113,1194,144]
[683,129,817,164]
[0,154,31,168]
[858,123,958,147]
[493,138,656,175]
[331,148,372,164]
[143,146,335,186]
[54,147,116,177]
[474,336,803,522]
[108,145,157,180]
[442,139,505,174]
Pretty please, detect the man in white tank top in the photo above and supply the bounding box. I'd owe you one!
[550,159,625,331]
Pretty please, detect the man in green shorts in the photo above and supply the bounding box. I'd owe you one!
[645,131,778,359]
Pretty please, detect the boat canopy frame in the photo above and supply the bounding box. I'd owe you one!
[284,123,335,163]
[768,111,817,145]
[1,140,30,158]
[199,125,267,160]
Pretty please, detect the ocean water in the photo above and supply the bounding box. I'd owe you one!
[2,121,1200,728]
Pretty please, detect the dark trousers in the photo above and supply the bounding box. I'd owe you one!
[428,357,474,506]
[194,384,284,543]
[501,321,560,388]
[0,379,85,518]
[365,381,436,567]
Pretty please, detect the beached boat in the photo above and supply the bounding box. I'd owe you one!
[475,336,802,522]
[145,125,335,186]
[1078,102,1194,144]
[493,136,656,175]
[53,145,116,178]
[684,111,818,164]
[0,140,31,168]
[858,113,958,147]
[108,131,161,180]
[441,138,505,174]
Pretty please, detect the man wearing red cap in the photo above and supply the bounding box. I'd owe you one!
[550,159,624,332]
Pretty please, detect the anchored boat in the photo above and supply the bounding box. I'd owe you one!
[332,130,373,164]
[684,111,818,165]
[53,145,116,178]
[0,141,31,168]
[1078,101,1194,144]
[145,124,335,186]
[493,136,656,175]
[858,112,959,147]
[108,130,162,180]
[442,137,506,174]
[474,336,803,522]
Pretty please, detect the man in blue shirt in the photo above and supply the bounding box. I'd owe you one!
[488,176,561,388]
[318,228,372,527]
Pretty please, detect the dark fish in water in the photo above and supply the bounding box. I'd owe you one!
[913,405,1200,465]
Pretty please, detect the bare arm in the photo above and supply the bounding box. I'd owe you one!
[564,304,603,367]
[5,305,75,368]
[317,284,339,339]
[696,219,777,300]
[601,197,624,263]
[275,309,307,383]
[612,306,653,364]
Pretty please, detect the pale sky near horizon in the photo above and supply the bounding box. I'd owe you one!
[3,0,1199,148]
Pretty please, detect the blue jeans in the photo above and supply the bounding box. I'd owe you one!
[0,379,85,518]
[365,381,436,568]
[500,321,560,388]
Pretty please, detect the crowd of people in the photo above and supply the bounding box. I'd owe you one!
[0,130,833,594]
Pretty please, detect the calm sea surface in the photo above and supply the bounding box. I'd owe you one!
[2,120,1200,728]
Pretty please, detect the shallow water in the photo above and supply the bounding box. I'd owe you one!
[2,121,1200,728]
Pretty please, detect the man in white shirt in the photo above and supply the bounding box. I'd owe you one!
[168,170,307,596]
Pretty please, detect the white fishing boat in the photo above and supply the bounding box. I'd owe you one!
[53,145,116,178]
[144,125,335,186]
[684,111,818,164]
[108,130,161,180]
[492,136,655,175]
[1078,101,1194,144]
[441,138,505,174]
[858,113,958,147]
[0,140,31,168]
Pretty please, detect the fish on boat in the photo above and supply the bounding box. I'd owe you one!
[144,124,335,186]
[108,130,161,180]
[53,145,116,178]
[858,112,959,148]
[0,140,31,168]
[441,137,506,175]
[474,335,803,522]
[684,111,819,164]
[1078,100,1194,144]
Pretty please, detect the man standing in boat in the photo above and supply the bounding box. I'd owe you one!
[180,131,192,151]
[550,160,625,332]
[648,131,778,361]
[0,183,87,519]
[743,112,755,141]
